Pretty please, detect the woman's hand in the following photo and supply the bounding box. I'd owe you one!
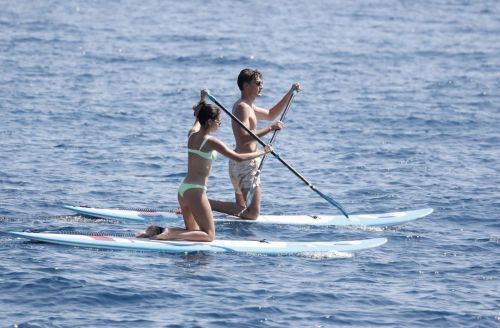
[290,82,301,93]
[200,89,209,101]
[193,89,209,117]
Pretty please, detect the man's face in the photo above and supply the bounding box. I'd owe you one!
[250,76,263,96]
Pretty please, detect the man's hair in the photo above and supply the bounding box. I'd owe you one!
[237,68,262,91]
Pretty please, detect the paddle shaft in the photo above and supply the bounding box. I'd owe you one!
[244,90,296,210]
[207,93,349,218]
[258,90,296,170]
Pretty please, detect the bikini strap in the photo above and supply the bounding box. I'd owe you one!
[199,136,210,150]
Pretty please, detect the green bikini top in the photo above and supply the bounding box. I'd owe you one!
[188,133,217,161]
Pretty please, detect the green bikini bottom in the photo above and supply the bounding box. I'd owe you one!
[178,182,207,198]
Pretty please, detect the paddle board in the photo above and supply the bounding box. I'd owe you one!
[10,232,388,255]
[64,205,433,227]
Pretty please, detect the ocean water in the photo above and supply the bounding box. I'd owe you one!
[1,0,499,327]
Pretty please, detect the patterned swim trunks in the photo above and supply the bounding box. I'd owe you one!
[228,157,261,194]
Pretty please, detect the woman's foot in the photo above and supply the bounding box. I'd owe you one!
[136,225,164,238]
[152,229,170,240]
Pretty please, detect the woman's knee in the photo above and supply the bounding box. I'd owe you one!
[200,229,215,242]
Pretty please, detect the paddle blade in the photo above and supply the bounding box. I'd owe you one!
[312,187,349,218]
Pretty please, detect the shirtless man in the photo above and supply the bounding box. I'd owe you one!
[210,69,300,219]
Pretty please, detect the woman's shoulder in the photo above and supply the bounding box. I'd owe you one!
[188,127,199,137]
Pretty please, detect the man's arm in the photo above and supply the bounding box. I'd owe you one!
[254,83,300,120]
[233,103,282,141]
[254,121,282,138]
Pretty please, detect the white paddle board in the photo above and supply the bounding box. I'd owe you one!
[63,205,433,227]
[10,231,388,255]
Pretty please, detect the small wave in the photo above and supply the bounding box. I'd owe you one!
[338,225,386,232]
[0,216,21,223]
[51,215,119,224]
[474,235,500,243]
[165,172,186,178]
[297,251,354,260]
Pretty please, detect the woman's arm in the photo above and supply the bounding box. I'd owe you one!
[188,90,208,135]
[189,120,201,136]
[209,137,272,162]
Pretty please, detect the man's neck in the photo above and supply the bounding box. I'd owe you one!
[240,92,256,106]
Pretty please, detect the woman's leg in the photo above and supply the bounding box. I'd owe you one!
[155,189,215,242]
[178,191,199,231]
[136,225,164,238]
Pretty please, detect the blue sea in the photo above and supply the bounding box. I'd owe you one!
[1,0,499,327]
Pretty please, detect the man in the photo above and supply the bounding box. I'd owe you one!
[210,69,300,219]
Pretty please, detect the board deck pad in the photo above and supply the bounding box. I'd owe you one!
[10,232,388,255]
[63,205,433,227]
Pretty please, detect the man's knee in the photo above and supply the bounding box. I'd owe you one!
[240,207,260,220]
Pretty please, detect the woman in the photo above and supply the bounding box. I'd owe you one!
[138,90,272,241]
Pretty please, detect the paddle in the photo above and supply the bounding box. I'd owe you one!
[207,92,349,218]
[245,90,296,208]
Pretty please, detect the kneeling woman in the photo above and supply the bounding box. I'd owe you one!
[139,90,272,241]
